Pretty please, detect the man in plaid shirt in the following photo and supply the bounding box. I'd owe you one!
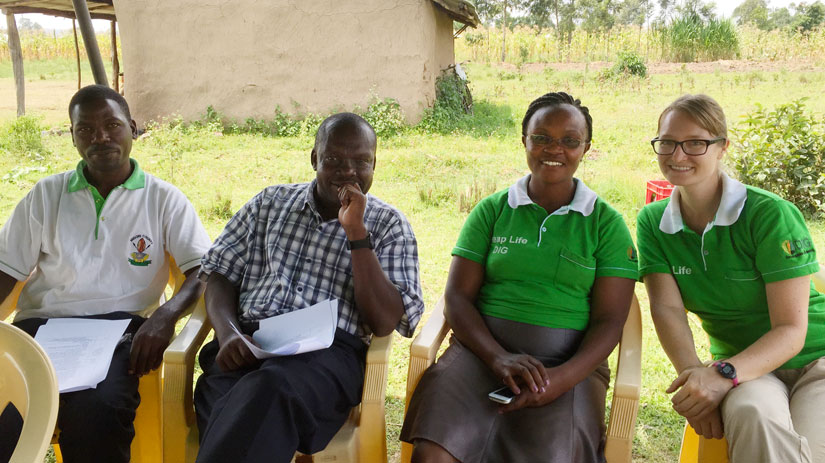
[193,112,424,463]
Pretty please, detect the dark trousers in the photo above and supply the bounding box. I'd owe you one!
[193,328,368,463]
[0,313,143,463]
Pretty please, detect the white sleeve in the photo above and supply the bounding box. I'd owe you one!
[162,187,212,273]
[0,186,44,280]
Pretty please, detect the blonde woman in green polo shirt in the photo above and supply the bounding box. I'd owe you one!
[638,94,825,462]
[400,92,639,463]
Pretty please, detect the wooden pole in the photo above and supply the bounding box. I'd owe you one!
[5,11,25,116]
[111,20,119,92]
[71,0,109,85]
[73,20,81,90]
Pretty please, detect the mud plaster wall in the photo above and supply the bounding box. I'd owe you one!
[113,0,456,125]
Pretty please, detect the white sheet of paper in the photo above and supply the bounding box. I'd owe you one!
[34,318,131,393]
[237,299,338,359]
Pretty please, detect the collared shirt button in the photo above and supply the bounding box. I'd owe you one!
[541,227,547,232]
[305,258,311,263]
[703,250,709,255]
[296,286,303,293]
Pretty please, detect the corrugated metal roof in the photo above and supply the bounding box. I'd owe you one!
[0,0,115,20]
[431,0,479,27]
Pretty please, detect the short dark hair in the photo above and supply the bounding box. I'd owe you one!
[313,112,376,153]
[68,85,131,122]
[521,92,593,142]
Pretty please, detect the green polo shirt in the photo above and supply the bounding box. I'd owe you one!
[453,175,639,331]
[637,173,825,369]
[68,159,146,238]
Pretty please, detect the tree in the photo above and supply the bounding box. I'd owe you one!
[793,1,825,32]
[770,7,794,29]
[17,17,43,32]
[733,0,772,30]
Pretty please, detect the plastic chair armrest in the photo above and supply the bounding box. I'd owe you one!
[409,296,450,363]
[812,270,825,293]
[162,295,211,463]
[359,334,393,462]
[0,280,25,321]
[605,294,643,463]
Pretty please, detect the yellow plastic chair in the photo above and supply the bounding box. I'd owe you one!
[162,300,394,463]
[401,293,643,463]
[0,256,188,463]
[678,270,825,462]
[0,322,59,463]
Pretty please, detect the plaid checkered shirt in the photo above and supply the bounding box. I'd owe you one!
[200,180,424,342]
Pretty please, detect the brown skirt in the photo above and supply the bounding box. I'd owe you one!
[400,315,610,463]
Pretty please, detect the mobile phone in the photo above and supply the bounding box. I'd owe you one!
[488,386,517,404]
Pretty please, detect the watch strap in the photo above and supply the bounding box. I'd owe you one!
[347,232,373,250]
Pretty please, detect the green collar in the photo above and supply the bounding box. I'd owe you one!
[68,159,145,193]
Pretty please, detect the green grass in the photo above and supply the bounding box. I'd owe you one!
[2,60,825,462]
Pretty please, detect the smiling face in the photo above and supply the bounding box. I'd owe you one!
[522,104,590,188]
[656,109,728,190]
[70,98,137,179]
[311,120,376,211]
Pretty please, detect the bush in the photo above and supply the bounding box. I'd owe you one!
[363,97,406,137]
[732,99,825,217]
[0,115,51,160]
[612,50,647,77]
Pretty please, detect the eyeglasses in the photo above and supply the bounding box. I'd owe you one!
[529,134,585,149]
[651,137,726,156]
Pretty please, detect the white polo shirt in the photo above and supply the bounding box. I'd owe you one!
[0,160,212,321]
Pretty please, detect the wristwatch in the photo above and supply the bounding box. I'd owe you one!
[347,232,373,250]
[712,361,739,387]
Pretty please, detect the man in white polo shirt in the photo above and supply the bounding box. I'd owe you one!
[0,85,211,463]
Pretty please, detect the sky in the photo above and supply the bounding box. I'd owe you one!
[13,0,807,32]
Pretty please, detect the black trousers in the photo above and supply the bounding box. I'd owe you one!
[194,328,368,463]
[0,312,143,463]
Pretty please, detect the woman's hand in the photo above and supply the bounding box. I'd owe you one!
[687,407,725,440]
[489,352,550,395]
[497,366,566,413]
[668,365,732,420]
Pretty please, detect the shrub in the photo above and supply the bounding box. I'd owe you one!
[0,115,51,160]
[363,97,406,137]
[732,99,825,217]
[612,50,647,78]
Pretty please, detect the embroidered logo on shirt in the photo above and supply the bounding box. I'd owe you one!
[128,234,153,266]
[782,238,814,258]
[627,246,638,262]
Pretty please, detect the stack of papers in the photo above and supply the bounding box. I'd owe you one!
[34,318,131,393]
[236,298,339,358]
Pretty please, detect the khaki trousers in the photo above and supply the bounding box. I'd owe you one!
[721,356,825,463]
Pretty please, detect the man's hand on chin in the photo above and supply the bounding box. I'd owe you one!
[337,183,367,238]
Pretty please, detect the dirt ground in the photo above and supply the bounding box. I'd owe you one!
[508,59,825,74]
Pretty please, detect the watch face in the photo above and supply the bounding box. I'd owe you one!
[716,362,736,379]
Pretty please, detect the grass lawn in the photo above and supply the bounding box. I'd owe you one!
[1,58,824,462]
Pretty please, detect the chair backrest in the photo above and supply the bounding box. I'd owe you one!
[0,322,59,463]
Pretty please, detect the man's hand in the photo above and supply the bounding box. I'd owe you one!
[129,308,176,376]
[215,332,260,371]
[687,407,725,440]
[337,183,367,237]
[488,352,550,395]
[668,365,733,420]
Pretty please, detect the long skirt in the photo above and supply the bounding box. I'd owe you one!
[400,315,610,463]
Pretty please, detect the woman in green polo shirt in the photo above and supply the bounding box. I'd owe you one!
[400,92,639,463]
[638,94,825,462]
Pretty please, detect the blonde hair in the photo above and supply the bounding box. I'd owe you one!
[658,94,727,139]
